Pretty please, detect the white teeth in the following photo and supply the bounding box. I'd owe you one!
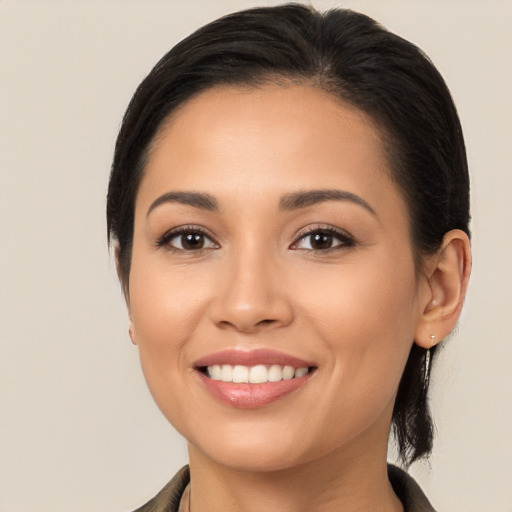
[294,367,308,378]
[208,364,222,380]
[232,365,249,383]
[205,364,311,383]
[268,364,283,382]
[220,365,233,382]
[249,365,268,383]
[282,365,295,380]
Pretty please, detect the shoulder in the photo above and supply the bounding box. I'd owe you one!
[132,466,190,512]
[388,464,437,512]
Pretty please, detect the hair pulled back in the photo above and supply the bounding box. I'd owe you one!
[107,3,470,466]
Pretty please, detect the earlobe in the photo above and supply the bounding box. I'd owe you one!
[128,324,137,345]
[415,229,471,349]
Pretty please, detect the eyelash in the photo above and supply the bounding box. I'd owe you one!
[156,225,355,253]
[290,225,355,252]
[156,225,219,252]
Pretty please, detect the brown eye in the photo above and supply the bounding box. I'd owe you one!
[309,233,333,250]
[180,233,205,250]
[164,230,217,251]
[292,228,354,252]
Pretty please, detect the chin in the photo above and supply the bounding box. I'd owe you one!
[175,413,311,472]
[190,437,312,473]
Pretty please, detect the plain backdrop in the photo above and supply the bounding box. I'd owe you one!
[1,1,511,511]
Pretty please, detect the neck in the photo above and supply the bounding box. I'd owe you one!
[187,440,403,512]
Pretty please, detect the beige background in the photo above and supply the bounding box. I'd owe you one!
[1,1,511,511]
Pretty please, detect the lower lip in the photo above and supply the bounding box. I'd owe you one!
[196,371,313,409]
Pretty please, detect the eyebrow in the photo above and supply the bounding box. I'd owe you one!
[146,188,376,217]
[279,189,376,216]
[147,191,219,217]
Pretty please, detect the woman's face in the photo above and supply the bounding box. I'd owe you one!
[128,85,431,471]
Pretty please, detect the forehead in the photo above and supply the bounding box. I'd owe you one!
[137,84,405,219]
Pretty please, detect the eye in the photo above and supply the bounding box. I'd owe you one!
[157,227,218,251]
[291,227,354,252]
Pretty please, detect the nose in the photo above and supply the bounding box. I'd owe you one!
[209,249,294,334]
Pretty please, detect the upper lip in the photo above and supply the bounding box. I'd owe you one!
[194,349,315,368]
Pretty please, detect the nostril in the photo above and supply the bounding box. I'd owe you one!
[256,319,277,327]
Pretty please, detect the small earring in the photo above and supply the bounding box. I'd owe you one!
[424,335,435,390]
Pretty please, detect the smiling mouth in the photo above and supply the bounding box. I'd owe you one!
[194,349,317,407]
[198,364,316,383]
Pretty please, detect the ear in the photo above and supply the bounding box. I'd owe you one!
[128,323,137,345]
[114,244,131,304]
[415,229,472,349]
[114,245,137,345]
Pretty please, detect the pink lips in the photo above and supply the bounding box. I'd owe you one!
[194,349,316,409]
[194,348,313,368]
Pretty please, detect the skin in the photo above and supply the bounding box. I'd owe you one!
[126,85,471,512]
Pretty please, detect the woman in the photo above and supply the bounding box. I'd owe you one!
[107,4,471,511]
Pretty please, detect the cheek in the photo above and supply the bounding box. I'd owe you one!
[127,252,212,396]
[281,276,416,459]
[299,252,419,342]
[127,262,213,436]
[129,249,211,341]
[296,254,419,416]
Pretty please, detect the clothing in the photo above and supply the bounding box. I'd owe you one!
[132,464,436,512]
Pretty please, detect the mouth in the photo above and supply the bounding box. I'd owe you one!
[198,364,315,383]
[193,349,317,408]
